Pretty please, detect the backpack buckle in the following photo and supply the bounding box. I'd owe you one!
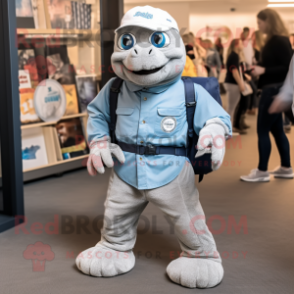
[186,101,196,107]
[111,87,120,93]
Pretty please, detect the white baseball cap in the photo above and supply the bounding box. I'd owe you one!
[115,6,179,33]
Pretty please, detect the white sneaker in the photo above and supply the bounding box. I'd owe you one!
[269,166,294,179]
[240,169,271,182]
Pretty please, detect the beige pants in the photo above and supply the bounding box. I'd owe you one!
[224,83,241,124]
[99,162,221,261]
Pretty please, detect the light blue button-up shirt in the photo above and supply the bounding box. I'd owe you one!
[88,75,232,190]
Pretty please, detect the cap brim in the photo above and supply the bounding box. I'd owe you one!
[115,22,175,33]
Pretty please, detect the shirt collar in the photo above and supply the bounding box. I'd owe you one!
[125,75,181,94]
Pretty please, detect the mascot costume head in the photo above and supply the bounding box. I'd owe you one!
[111,6,186,87]
[76,5,232,290]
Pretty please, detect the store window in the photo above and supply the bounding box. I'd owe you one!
[0,0,106,232]
[16,0,101,182]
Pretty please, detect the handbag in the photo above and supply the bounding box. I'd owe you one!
[239,66,253,96]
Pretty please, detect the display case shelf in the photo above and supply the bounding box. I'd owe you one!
[24,154,88,173]
[17,28,100,35]
[23,155,89,182]
[17,28,100,40]
[0,154,89,186]
[21,113,88,130]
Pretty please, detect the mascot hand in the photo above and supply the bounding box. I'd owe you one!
[197,121,227,171]
[87,141,125,176]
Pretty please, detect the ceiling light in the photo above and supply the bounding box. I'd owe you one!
[268,3,294,6]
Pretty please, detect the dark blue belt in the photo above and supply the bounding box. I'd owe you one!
[117,141,186,156]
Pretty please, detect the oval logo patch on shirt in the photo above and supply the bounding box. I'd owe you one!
[161,117,177,132]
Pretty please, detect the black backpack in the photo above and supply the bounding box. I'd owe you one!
[109,77,222,182]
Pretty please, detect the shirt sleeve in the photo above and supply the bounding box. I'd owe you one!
[193,84,232,136]
[228,53,239,73]
[87,77,116,144]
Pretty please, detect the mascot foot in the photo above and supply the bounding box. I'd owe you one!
[76,244,135,277]
[166,257,224,288]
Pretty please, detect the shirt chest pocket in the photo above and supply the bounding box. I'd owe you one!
[155,108,182,137]
[115,107,138,139]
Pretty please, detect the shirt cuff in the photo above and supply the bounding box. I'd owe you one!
[88,136,111,148]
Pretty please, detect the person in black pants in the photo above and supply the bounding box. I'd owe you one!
[234,78,258,130]
[241,8,294,182]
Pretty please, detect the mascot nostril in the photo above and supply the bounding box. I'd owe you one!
[78,5,233,289]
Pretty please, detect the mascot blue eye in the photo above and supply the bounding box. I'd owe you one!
[119,33,135,50]
[150,32,170,48]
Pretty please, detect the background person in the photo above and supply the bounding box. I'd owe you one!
[182,34,197,77]
[247,30,265,115]
[241,8,293,182]
[233,65,253,133]
[251,30,264,65]
[182,33,208,77]
[203,39,222,78]
[215,37,224,68]
[233,27,256,126]
[290,34,294,52]
[241,27,255,67]
[224,39,245,131]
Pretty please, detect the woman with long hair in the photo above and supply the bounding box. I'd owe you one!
[251,30,264,64]
[182,33,208,77]
[182,34,197,77]
[241,9,293,182]
[224,39,245,127]
[246,30,265,116]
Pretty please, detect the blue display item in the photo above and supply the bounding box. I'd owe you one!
[45,87,61,103]
[63,153,71,160]
[22,145,40,160]
[34,79,67,122]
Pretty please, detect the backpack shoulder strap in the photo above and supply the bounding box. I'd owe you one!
[181,77,196,138]
[182,77,204,183]
[109,77,124,143]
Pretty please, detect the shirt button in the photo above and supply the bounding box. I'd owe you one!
[140,141,144,144]
[142,120,146,124]
[144,97,147,101]
[140,157,143,161]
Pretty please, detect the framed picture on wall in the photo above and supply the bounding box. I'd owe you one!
[15,0,36,28]
[21,127,48,170]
